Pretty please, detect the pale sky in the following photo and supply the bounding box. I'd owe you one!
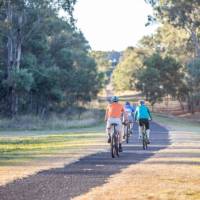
[74,0,157,51]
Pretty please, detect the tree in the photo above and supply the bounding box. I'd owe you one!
[145,0,200,57]
[136,67,163,108]
[186,58,200,113]
[140,23,191,63]
[135,53,184,107]
[0,0,77,117]
[90,51,112,86]
[112,47,145,91]
[0,0,102,117]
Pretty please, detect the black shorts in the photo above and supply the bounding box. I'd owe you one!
[139,119,149,130]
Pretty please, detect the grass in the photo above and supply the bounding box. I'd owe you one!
[0,127,105,166]
[153,113,200,132]
[0,109,104,131]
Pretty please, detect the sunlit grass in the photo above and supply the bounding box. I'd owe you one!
[0,129,105,166]
[153,113,200,132]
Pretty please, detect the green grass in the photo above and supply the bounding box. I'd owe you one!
[153,113,200,132]
[0,126,105,166]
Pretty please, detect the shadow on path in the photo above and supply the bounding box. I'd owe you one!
[0,122,169,200]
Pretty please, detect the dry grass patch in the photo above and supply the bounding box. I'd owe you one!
[73,162,200,200]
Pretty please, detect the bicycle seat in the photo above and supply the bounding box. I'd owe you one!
[111,123,118,126]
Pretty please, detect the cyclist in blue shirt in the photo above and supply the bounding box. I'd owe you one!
[134,100,152,143]
[123,102,135,135]
[124,101,135,113]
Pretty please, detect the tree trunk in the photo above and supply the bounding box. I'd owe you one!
[187,95,195,114]
[191,29,200,58]
[177,97,185,111]
[6,1,23,117]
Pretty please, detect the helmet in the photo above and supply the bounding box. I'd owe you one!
[139,100,145,105]
[111,96,119,102]
[125,101,130,105]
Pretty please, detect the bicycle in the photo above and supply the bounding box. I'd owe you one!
[123,122,131,143]
[110,123,119,158]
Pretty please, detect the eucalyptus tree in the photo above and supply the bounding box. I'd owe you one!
[186,59,200,113]
[145,0,200,57]
[90,51,113,86]
[112,47,145,91]
[0,0,76,115]
[135,53,184,107]
[0,0,76,116]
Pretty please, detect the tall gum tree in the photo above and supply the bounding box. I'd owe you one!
[145,0,200,57]
[1,0,76,117]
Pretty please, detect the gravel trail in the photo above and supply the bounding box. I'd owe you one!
[0,122,169,200]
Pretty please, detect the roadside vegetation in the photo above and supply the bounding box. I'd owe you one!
[0,125,105,166]
[0,0,103,119]
[0,109,104,130]
[154,113,200,133]
[112,1,200,114]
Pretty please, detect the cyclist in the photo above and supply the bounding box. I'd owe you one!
[134,100,152,143]
[123,101,134,136]
[105,96,127,152]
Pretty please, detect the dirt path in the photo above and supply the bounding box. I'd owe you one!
[0,122,171,200]
[74,124,200,200]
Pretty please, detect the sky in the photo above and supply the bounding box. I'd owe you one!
[73,0,158,51]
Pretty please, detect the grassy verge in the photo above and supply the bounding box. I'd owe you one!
[153,113,200,132]
[0,125,105,166]
[0,109,104,131]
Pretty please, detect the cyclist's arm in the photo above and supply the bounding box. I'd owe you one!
[122,107,128,121]
[147,107,152,120]
[131,107,135,117]
[105,106,109,121]
[134,107,138,121]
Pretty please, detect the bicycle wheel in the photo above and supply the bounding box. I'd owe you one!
[111,133,116,158]
[114,133,119,157]
[142,132,148,150]
[126,125,129,143]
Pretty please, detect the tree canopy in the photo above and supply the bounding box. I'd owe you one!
[0,0,102,117]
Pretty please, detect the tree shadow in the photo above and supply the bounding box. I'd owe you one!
[0,122,169,200]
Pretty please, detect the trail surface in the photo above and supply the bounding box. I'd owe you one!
[0,122,172,200]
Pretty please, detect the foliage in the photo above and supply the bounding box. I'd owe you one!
[145,0,200,57]
[90,50,122,88]
[0,0,102,117]
[186,58,200,113]
[90,51,112,86]
[135,53,184,106]
[112,47,145,91]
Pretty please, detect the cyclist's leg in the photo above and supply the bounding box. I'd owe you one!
[116,119,123,152]
[123,123,126,139]
[144,119,150,143]
[130,121,134,134]
[129,116,134,134]
[138,119,143,139]
[106,118,112,143]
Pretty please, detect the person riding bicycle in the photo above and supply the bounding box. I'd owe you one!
[105,96,127,152]
[134,100,152,143]
[123,101,135,136]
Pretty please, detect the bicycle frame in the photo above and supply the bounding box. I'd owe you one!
[124,122,131,143]
[111,123,119,158]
